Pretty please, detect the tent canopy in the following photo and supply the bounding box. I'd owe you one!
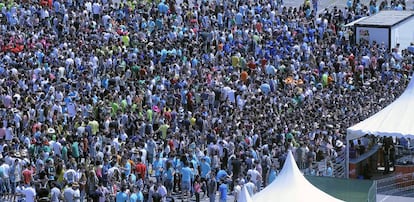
[238,186,253,202]
[347,78,414,140]
[252,151,343,202]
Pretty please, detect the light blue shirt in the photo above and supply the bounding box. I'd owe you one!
[181,166,193,182]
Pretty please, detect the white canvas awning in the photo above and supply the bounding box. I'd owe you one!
[347,78,414,140]
[238,186,253,202]
[252,151,343,202]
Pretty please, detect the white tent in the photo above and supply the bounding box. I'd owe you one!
[346,78,414,177]
[347,78,414,140]
[238,186,253,202]
[252,150,343,202]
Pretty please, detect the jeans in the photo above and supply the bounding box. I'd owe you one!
[0,178,10,195]
[209,194,216,202]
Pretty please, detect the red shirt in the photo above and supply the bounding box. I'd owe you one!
[135,163,146,180]
[22,168,33,184]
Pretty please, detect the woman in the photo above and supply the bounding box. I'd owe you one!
[194,175,202,202]
[267,165,278,184]
[79,171,88,202]
[164,161,174,196]
[87,170,99,199]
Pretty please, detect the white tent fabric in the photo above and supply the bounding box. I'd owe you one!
[252,151,343,202]
[347,78,414,140]
[238,186,253,202]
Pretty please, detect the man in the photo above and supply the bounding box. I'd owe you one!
[63,182,76,202]
[22,164,33,185]
[156,181,167,202]
[0,159,11,200]
[135,157,146,180]
[247,163,262,192]
[219,180,228,202]
[115,186,128,202]
[180,161,193,200]
[64,167,78,184]
[244,176,257,197]
[129,186,140,202]
[207,172,217,202]
[19,182,36,202]
[51,182,62,202]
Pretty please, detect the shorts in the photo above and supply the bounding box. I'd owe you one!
[181,181,191,192]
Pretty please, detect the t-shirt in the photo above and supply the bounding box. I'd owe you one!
[181,166,192,182]
[22,186,37,202]
[71,142,80,158]
[51,187,61,202]
[116,191,128,202]
[219,183,228,200]
[63,187,75,202]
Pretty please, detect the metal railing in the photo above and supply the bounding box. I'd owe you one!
[334,149,346,178]
[377,172,414,197]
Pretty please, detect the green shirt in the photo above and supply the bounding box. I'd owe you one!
[71,142,80,158]
[147,109,153,122]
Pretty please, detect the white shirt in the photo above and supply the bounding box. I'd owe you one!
[64,169,78,183]
[52,141,62,156]
[51,187,61,202]
[92,3,101,15]
[0,163,10,179]
[247,169,261,183]
[22,186,37,202]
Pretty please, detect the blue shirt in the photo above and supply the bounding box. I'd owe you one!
[116,192,128,202]
[216,170,228,181]
[129,193,138,202]
[137,191,144,202]
[219,183,228,200]
[200,161,211,178]
[124,162,131,177]
[181,166,193,182]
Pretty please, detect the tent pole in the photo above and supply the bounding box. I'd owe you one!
[346,135,350,178]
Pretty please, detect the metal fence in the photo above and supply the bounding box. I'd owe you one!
[377,172,414,197]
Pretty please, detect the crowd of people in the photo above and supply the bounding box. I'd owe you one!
[0,0,413,201]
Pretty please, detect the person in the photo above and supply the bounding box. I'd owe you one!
[247,163,262,192]
[9,158,22,201]
[0,159,11,200]
[63,182,76,202]
[88,185,102,202]
[218,180,228,202]
[98,182,110,202]
[268,165,278,184]
[129,186,139,202]
[207,173,217,202]
[51,182,62,202]
[0,0,412,202]
[115,186,129,202]
[194,175,202,202]
[244,176,257,197]
[19,182,36,202]
[181,161,193,200]
[156,181,167,202]
[233,180,242,202]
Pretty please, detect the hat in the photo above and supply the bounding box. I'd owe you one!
[72,182,79,187]
[152,105,160,113]
[47,128,56,134]
[336,140,344,148]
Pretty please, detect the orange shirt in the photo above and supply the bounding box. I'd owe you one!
[240,71,248,82]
